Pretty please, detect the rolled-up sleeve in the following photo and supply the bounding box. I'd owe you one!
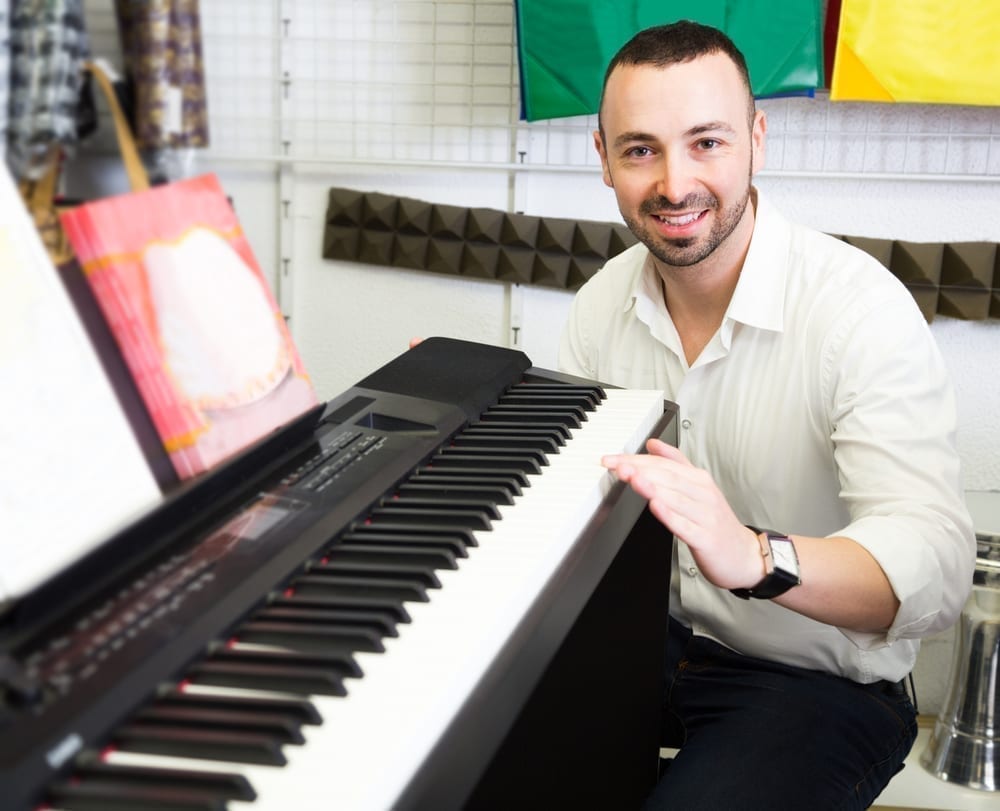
[825,293,976,649]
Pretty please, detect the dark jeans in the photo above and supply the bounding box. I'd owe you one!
[643,619,918,810]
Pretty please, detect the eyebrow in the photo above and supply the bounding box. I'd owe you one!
[612,121,738,149]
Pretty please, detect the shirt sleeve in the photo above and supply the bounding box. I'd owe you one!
[823,289,976,649]
[557,282,597,379]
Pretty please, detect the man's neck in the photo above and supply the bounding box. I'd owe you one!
[655,195,756,365]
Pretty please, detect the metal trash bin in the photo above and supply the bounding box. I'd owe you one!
[920,491,1000,791]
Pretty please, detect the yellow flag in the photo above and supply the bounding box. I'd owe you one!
[830,0,1000,105]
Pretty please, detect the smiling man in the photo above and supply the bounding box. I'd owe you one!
[559,20,975,810]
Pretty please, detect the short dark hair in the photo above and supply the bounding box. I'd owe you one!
[598,20,756,137]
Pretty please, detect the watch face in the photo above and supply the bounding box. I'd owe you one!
[770,538,799,575]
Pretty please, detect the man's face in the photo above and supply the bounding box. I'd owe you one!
[595,53,765,269]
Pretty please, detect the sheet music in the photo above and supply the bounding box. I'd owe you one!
[0,170,161,605]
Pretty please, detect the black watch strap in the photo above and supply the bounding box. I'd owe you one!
[730,526,801,600]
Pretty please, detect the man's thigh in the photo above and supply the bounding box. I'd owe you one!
[645,633,917,810]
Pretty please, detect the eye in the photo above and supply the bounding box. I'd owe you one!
[624,145,654,158]
[696,138,722,151]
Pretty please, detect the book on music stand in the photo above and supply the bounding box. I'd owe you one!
[60,172,318,479]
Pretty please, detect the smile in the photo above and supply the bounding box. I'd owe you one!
[655,211,703,226]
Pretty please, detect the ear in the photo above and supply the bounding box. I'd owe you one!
[593,129,614,188]
[750,109,767,177]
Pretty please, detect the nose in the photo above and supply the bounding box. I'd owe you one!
[655,150,697,206]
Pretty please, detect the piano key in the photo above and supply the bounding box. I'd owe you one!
[378,492,504,519]
[290,573,429,602]
[187,647,359,694]
[434,444,549,467]
[467,419,572,441]
[364,505,494,531]
[393,481,517,507]
[74,753,255,800]
[306,558,442,588]
[268,590,414,622]
[46,776,239,811]
[234,620,385,655]
[319,543,459,570]
[447,433,561,453]
[486,402,589,423]
[476,409,582,428]
[422,453,541,475]
[458,424,567,446]
[155,688,321,726]
[409,468,526,494]
[110,723,287,766]
[251,605,401,637]
[131,704,306,745]
[336,528,473,557]
[510,382,605,395]
[496,392,600,409]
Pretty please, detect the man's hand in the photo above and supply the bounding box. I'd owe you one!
[602,438,763,590]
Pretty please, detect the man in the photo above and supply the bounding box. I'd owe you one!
[558,20,976,809]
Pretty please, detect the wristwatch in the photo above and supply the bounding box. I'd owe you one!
[730,526,801,600]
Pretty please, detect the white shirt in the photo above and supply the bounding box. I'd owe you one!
[559,191,976,683]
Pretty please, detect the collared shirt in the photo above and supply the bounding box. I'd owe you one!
[558,191,976,683]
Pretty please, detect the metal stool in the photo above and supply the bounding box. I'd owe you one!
[920,491,1000,791]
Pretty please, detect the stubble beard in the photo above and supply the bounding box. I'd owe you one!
[622,178,752,269]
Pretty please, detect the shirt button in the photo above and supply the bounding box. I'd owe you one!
[687,566,697,577]
[681,418,692,429]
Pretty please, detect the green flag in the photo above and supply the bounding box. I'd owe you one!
[515,0,823,120]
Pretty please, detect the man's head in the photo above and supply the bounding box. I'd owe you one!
[594,21,765,269]
[598,20,756,144]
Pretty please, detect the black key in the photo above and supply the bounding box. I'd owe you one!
[321,543,459,570]
[408,470,525,496]
[338,529,473,557]
[435,445,548,468]
[497,392,600,410]
[156,688,321,725]
[448,433,561,454]
[380,492,504,519]
[46,778,234,811]
[236,619,385,654]
[308,558,442,588]
[513,382,606,401]
[365,505,494,531]
[269,590,413,622]
[467,420,571,441]
[60,757,254,807]
[253,604,401,637]
[477,409,582,428]
[394,481,515,507]
[422,454,540,476]
[459,424,567,446]
[485,402,588,423]
[133,704,305,745]
[291,573,429,603]
[188,647,358,694]
[112,723,286,766]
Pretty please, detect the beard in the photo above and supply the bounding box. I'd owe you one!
[622,181,752,268]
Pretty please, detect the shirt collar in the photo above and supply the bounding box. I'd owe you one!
[726,189,790,333]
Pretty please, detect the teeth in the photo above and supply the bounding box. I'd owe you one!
[657,212,700,225]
